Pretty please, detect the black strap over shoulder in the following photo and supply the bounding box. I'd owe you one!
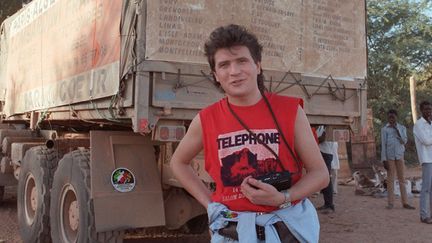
[226,93,302,174]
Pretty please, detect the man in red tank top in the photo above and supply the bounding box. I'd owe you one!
[171,24,329,242]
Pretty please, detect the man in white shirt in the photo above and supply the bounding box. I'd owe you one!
[316,126,336,213]
[413,101,432,224]
[330,142,339,194]
[317,125,339,194]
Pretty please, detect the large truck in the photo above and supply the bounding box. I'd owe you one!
[0,0,367,242]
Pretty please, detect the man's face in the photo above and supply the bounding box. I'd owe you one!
[421,105,432,120]
[388,113,397,125]
[213,46,261,99]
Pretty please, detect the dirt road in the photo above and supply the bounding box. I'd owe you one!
[311,182,432,243]
[2,167,432,242]
[0,186,20,243]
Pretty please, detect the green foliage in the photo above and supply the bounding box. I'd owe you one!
[367,0,432,164]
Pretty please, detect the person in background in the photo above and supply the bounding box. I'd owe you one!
[413,101,432,224]
[381,109,415,210]
[316,125,335,213]
[330,142,339,194]
[170,24,329,242]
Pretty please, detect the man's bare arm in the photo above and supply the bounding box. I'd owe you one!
[240,106,329,206]
[170,115,212,208]
[288,106,329,201]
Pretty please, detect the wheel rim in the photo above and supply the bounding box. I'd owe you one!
[60,184,79,243]
[24,173,37,225]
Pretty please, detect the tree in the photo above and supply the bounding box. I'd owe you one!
[367,0,432,163]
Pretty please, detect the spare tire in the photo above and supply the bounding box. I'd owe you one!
[50,149,124,243]
[17,146,58,243]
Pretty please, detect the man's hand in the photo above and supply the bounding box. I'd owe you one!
[240,176,284,207]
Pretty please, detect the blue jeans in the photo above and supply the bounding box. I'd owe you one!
[420,163,432,219]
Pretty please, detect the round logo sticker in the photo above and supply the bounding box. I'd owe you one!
[111,167,136,192]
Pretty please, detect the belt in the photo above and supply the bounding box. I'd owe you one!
[218,221,300,242]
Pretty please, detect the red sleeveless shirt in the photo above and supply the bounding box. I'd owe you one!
[199,93,304,212]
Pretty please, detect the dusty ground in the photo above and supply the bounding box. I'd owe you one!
[312,181,432,242]
[0,186,20,243]
[312,165,432,243]
[1,167,432,243]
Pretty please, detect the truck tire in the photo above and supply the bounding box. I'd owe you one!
[0,186,4,203]
[17,146,58,243]
[50,149,124,243]
[183,214,208,234]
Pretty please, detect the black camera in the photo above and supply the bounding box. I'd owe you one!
[255,171,291,191]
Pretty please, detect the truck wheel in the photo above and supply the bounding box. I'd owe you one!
[183,214,208,234]
[17,146,58,243]
[50,149,124,243]
[0,186,4,203]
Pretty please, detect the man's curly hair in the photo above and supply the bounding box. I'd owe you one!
[204,24,265,92]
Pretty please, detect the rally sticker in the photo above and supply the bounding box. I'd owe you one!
[111,167,136,192]
[220,210,238,219]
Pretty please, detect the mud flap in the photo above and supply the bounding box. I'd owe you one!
[90,131,165,232]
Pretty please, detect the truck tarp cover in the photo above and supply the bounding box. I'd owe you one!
[146,0,367,78]
[2,0,122,114]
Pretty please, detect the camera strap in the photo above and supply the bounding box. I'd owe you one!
[226,93,302,174]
